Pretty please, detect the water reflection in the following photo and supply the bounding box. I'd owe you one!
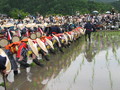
[1,32,120,90]
[84,42,97,62]
[43,32,120,90]
[6,38,85,90]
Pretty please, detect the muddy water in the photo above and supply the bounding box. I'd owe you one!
[1,32,120,90]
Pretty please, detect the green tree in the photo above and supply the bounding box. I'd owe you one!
[0,0,118,17]
[10,8,29,19]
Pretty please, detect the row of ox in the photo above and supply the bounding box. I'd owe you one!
[0,27,85,75]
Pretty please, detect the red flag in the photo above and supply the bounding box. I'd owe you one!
[17,29,21,37]
[26,29,30,37]
[38,28,44,35]
[7,30,12,40]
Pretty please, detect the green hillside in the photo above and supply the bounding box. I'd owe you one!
[96,0,117,2]
[111,0,120,11]
[0,0,119,18]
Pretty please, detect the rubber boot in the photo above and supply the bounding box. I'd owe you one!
[44,55,50,61]
[18,61,30,68]
[33,59,44,67]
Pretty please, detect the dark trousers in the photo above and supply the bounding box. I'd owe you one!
[85,30,92,41]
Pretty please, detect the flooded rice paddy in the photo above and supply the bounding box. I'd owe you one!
[1,31,120,90]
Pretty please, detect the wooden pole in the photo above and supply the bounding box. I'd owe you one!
[2,72,7,90]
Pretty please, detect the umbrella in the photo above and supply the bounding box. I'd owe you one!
[92,11,99,14]
[106,11,111,14]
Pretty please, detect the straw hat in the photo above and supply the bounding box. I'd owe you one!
[28,39,39,57]
[37,24,43,27]
[3,23,14,28]
[43,23,48,27]
[54,23,61,26]
[0,48,11,73]
[36,38,48,53]
[46,24,52,27]
[25,24,32,28]
[35,24,39,28]
[52,35,61,47]
[23,17,30,21]
[17,24,24,29]
[63,34,68,44]
[65,32,72,41]
[0,25,5,29]
[31,23,36,27]
[45,38,54,49]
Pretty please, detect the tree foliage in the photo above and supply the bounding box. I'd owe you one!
[111,0,120,12]
[0,0,119,18]
[10,9,29,19]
